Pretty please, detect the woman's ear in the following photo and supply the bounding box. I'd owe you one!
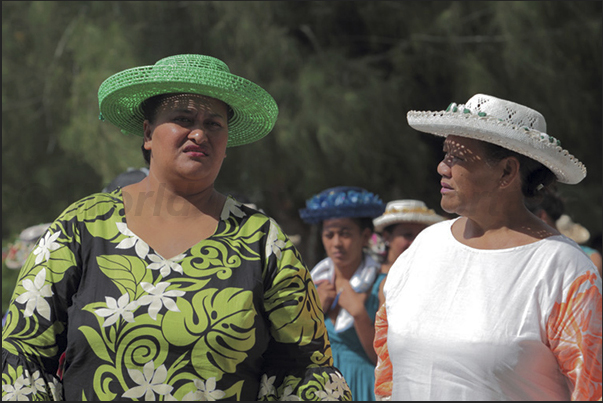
[143,120,153,151]
[499,156,521,188]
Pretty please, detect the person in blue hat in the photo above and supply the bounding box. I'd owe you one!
[300,186,386,401]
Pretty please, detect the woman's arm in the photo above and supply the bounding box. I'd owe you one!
[338,281,378,364]
[259,220,352,401]
[547,271,602,401]
[373,303,392,401]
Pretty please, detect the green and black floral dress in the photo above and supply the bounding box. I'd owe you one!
[2,191,351,401]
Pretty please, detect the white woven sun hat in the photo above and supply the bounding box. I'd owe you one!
[373,199,445,233]
[406,94,586,184]
[556,214,590,244]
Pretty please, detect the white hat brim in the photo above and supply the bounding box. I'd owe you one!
[407,110,586,184]
[373,212,444,233]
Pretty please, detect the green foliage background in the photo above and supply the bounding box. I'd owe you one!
[3,1,602,311]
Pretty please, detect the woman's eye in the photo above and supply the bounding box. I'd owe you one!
[444,153,463,162]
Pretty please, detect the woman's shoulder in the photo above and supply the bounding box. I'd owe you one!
[54,191,123,222]
[539,235,598,268]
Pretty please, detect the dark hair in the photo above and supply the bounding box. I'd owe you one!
[139,93,234,165]
[480,141,557,199]
[525,186,565,221]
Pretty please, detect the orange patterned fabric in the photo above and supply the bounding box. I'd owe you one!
[547,272,603,401]
[373,304,392,400]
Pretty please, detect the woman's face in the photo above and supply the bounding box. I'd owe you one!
[321,217,371,269]
[437,135,501,216]
[383,222,428,260]
[143,94,229,186]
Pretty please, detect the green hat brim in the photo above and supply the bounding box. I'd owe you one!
[98,62,278,147]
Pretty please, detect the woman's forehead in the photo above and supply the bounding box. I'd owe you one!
[156,93,228,113]
[444,136,486,158]
[322,217,360,231]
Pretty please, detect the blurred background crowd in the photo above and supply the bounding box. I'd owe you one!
[3,1,601,313]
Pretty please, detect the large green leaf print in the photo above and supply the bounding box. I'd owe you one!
[58,194,122,238]
[264,264,327,345]
[97,255,152,301]
[163,288,256,380]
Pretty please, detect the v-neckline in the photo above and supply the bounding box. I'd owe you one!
[117,189,229,261]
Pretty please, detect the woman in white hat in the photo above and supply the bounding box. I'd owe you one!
[373,199,445,276]
[2,55,351,401]
[374,94,602,401]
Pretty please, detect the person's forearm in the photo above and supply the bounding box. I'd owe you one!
[353,309,378,364]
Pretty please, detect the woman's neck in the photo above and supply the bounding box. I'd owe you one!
[454,206,558,249]
[332,253,364,280]
[124,178,225,221]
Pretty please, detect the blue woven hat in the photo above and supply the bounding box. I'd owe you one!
[299,186,385,224]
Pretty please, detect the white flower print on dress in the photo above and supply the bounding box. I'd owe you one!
[280,385,302,401]
[121,361,173,400]
[221,197,245,221]
[183,377,226,401]
[25,370,47,395]
[2,373,33,400]
[257,374,276,398]
[115,222,149,259]
[137,282,184,320]
[314,372,347,400]
[15,268,53,320]
[20,370,62,400]
[328,372,348,398]
[265,219,286,260]
[32,231,61,265]
[95,293,138,327]
[146,253,185,277]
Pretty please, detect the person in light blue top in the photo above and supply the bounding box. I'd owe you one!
[300,186,386,401]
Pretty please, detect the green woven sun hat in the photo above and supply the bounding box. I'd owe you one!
[98,54,278,147]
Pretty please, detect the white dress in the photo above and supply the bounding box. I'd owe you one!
[382,218,602,401]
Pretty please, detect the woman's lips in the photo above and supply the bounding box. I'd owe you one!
[440,181,453,194]
[183,145,208,157]
[331,251,345,260]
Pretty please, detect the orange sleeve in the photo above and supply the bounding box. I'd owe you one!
[547,272,602,401]
[374,303,392,400]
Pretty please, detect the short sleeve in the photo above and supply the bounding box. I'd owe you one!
[2,206,82,401]
[373,303,392,401]
[257,219,352,401]
[547,270,602,401]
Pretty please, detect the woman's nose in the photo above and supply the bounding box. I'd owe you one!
[188,128,206,142]
[437,159,450,177]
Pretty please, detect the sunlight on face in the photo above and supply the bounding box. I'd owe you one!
[142,93,230,185]
[153,94,229,123]
[441,136,484,167]
[438,136,500,217]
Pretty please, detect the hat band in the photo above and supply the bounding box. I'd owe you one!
[383,207,436,216]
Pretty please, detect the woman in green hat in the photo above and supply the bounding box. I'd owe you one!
[2,55,351,401]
